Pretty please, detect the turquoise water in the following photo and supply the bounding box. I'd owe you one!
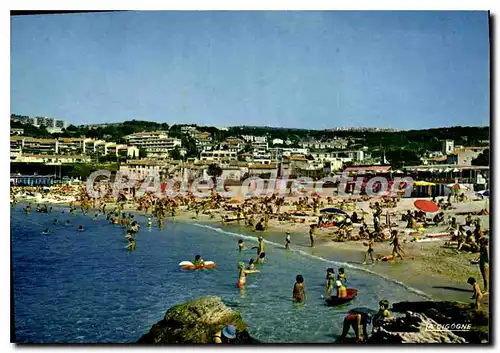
[12,205,426,343]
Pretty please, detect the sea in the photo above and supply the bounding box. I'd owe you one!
[11,204,427,343]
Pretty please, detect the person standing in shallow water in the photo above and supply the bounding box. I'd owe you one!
[309,225,315,247]
[285,232,291,250]
[293,275,306,303]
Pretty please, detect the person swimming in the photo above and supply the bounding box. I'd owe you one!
[238,239,245,251]
[248,258,256,271]
[293,275,306,303]
[147,217,153,227]
[193,254,205,268]
[52,218,58,225]
[92,213,99,220]
[42,228,50,235]
[77,225,84,232]
[65,220,71,226]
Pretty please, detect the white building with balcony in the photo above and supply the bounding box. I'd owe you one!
[125,132,182,158]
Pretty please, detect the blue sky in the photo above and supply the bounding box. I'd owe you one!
[11,11,490,129]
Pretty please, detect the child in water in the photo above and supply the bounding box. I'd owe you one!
[77,225,84,232]
[237,262,248,288]
[336,280,347,299]
[53,218,58,225]
[325,268,335,297]
[193,255,205,268]
[372,299,392,330]
[337,268,347,284]
[42,228,50,235]
[256,252,265,264]
[293,275,306,303]
[238,239,245,251]
[248,258,256,271]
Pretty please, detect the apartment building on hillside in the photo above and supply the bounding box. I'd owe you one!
[124,132,181,158]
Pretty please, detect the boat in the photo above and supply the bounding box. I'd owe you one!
[325,288,358,307]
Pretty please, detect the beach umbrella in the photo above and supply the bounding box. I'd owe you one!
[320,207,348,215]
[452,168,460,173]
[395,170,403,174]
[414,199,439,213]
[446,183,470,190]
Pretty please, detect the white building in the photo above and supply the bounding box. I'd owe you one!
[242,135,255,142]
[281,147,309,156]
[199,150,237,162]
[119,160,166,181]
[272,138,284,145]
[125,132,182,158]
[254,136,267,143]
[442,140,455,155]
[251,142,268,154]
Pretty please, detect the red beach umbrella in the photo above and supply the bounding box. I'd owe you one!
[413,199,439,213]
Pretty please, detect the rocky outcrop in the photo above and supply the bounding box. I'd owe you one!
[138,296,258,344]
[391,301,489,343]
[370,311,467,343]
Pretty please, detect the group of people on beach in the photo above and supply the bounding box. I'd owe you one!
[13,180,490,343]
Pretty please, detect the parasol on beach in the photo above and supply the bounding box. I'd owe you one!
[320,208,348,215]
[414,199,439,213]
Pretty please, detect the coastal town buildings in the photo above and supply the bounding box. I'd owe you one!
[124,131,182,158]
[10,136,138,159]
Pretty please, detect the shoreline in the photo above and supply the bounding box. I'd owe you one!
[15,194,487,306]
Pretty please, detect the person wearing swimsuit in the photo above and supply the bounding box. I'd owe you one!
[293,275,306,303]
[237,262,247,288]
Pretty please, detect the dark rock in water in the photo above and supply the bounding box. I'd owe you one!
[370,311,467,343]
[138,296,259,344]
[391,301,489,343]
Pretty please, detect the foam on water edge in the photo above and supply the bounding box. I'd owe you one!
[192,223,431,299]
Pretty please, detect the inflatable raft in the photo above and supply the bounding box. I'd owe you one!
[179,261,216,270]
[325,289,358,307]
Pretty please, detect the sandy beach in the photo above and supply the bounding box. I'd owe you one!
[13,183,490,306]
